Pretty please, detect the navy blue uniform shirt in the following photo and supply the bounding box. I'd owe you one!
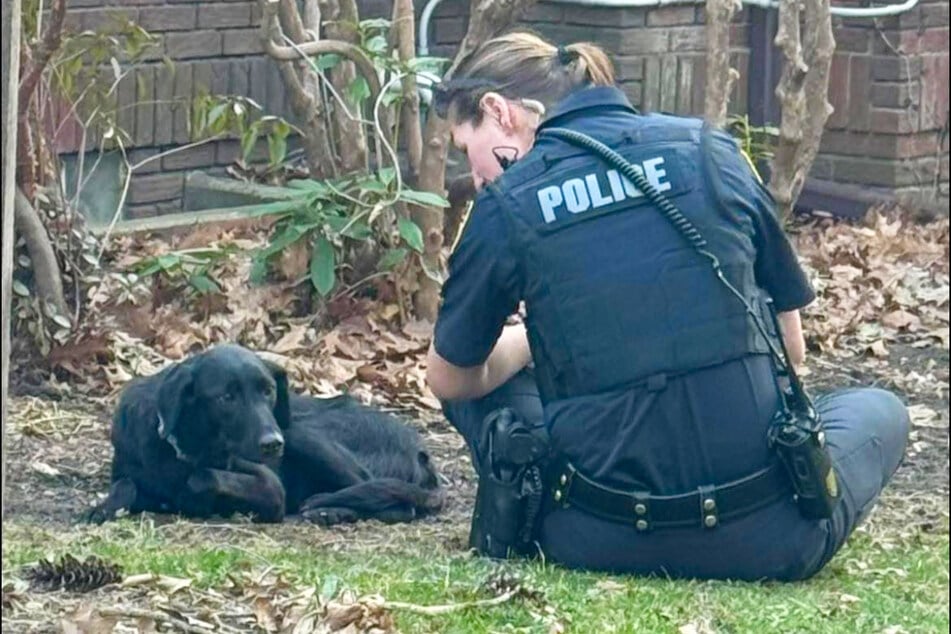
[433,86,815,369]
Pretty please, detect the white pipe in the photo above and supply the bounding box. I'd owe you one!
[546,0,694,6]
[744,0,921,16]
[418,0,446,55]
[418,0,921,56]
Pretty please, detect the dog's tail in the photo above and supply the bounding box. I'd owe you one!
[300,478,444,515]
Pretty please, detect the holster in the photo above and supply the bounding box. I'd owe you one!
[469,408,550,559]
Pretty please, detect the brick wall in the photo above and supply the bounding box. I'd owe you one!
[816,3,950,208]
[57,0,405,220]
[56,1,285,219]
[426,0,949,211]
[426,0,751,117]
[57,0,948,220]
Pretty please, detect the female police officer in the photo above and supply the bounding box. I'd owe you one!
[424,31,910,581]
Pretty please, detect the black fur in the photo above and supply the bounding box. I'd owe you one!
[86,344,443,526]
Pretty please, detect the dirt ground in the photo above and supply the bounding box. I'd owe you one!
[4,340,948,540]
[2,397,478,552]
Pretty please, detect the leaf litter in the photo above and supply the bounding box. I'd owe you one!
[3,206,948,632]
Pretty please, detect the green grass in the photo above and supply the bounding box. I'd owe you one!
[3,519,948,634]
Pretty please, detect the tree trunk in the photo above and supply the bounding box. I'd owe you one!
[704,0,741,127]
[2,0,23,522]
[321,0,368,174]
[14,186,68,317]
[392,0,439,319]
[265,0,337,178]
[16,0,66,198]
[394,0,422,185]
[411,0,541,322]
[769,0,836,218]
[261,0,394,172]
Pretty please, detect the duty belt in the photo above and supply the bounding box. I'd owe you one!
[548,459,793,531]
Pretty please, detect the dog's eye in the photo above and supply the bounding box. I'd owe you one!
[216,392,235,405]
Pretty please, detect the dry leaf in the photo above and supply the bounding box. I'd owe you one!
[868,340,890,358]
[291,611,320,634]
[254,595,280,632]
[61,605,118,634]
[30,461,61,477]
[273,324,310,354]
[907,404,946,429]
[882,310,921,331]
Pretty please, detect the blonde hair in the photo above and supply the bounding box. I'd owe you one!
[434,31,615,124]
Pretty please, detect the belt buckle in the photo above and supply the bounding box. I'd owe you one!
[698,484,719,529]
[632,491,651,532]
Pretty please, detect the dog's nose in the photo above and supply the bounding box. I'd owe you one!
[259,432,284,456]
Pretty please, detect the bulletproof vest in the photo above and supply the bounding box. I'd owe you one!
[488,112,774,404]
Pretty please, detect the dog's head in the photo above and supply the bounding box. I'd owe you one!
[156,344,291,466]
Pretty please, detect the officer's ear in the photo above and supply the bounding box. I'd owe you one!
[479,92,515,131]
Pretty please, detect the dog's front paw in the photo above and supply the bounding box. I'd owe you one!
[83,478,137,524]
[301,506,360,527]
[186,470,219,494]
[82,504,114,525]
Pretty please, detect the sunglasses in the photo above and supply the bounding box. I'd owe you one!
[432,78,501,119]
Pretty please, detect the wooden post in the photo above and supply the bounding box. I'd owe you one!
[1,0,23,520]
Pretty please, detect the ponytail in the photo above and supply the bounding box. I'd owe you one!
[434,31,616,123]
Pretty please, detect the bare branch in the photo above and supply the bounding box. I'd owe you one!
[769,0,836,218]
[303,0,322,31]
[260,0,338,177]
[279,0,309,44]
[704,0,741,126]
[263,5,383,106]
[395,0,422,184]
[17,0,66,107]
[96,607,216,634]
[320,0,367,173]
[14,186,68,317]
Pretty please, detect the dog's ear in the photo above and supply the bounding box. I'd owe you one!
[261,359,291,429]
[156,361,196,442]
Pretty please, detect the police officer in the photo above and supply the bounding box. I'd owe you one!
[425,32,910,581]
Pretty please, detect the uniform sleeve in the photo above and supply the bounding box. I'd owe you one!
[432,191,521,367]
[748,181,816,311]
[706,132,816,312]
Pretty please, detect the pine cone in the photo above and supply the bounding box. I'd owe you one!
[25,554,123,593]
[482,570,544,603]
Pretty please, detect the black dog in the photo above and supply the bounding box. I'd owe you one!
[86,344,443,525]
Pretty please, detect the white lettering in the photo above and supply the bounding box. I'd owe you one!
[606,170,627,202]
[538,186,564,223]
[585,174,614,208]
[643,157,671,192]
[536,156,673,223]
[563,178,591,214]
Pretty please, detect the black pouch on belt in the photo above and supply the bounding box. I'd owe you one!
[764,303,841,521]
[469,408,549,559]
[768,402,841,520]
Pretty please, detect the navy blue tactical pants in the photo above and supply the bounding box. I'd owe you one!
[441,368,910,581]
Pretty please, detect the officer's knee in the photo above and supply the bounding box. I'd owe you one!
[861,388,910,478]
[863,387,909,436]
